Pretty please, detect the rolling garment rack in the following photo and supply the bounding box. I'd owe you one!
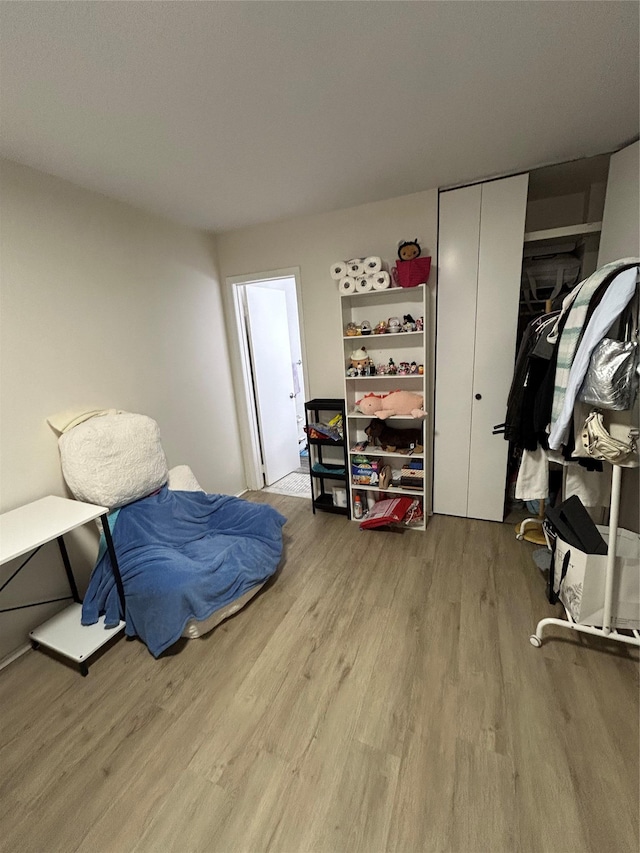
[530,461,640,649]
[530,264,640,651]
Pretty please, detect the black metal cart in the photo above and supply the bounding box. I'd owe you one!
[304,398,350,518]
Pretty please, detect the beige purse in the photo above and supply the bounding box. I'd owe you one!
[581,411,638,464]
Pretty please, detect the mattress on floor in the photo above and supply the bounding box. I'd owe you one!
[181,583,265,638]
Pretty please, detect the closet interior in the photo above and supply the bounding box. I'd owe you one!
[506,153,611,520]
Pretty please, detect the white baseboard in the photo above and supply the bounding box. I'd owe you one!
[0,643,31,672]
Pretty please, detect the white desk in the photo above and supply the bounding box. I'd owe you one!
[0,496,125,675]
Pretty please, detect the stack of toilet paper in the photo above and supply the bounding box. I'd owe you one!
[330,257,391,294]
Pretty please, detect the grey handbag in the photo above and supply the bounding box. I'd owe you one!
[578,338,638,411]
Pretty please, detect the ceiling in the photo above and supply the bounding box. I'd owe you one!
[0,2,638,233]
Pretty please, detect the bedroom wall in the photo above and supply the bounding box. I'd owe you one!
[215,189,438,494]
[215,188,438,395]
[0,159,244,663]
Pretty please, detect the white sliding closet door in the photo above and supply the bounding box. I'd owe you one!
[434,174,528,521]
[433,184,482,517]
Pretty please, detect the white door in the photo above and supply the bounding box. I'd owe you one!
[434,174,528,521]
[433,183,482,517]
[244,285,301,485]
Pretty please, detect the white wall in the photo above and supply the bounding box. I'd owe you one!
[216,190,438,493]
[0,159,244,661]
[216,189,438,401]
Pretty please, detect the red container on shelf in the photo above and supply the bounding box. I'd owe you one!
[392,256,432,288]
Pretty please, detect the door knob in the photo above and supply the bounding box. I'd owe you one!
[475,393,482,400]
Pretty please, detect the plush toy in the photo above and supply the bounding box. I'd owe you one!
[393,243,432,288]
[350,347,368,368]
[398,240,421,261]
[365,418,423,452]
[355,390,426,420]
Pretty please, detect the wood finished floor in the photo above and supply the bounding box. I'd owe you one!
[0,492,638,853]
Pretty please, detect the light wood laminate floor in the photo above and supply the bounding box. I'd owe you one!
[0,492,638,853]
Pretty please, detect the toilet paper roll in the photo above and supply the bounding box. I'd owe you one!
[339,276,357,294]
[372,271,390,290]
[347,261,365,277]
[363,256,383,273]
[330,261,348,280]
[356,275,373,293]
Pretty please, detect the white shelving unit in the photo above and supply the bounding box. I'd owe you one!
[340,283,430,530]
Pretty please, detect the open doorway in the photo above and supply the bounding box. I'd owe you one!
[229,272,308,490]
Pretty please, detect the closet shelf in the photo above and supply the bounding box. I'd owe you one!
[523,221,602,243]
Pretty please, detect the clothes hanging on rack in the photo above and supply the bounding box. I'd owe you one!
[515,445,610,507]
[549,258,640,433]
[506,258,639,518]
[548,266,638,449]
[504,311,559,451]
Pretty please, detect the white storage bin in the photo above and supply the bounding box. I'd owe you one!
[554,526,640,629]
[331,486,347,508]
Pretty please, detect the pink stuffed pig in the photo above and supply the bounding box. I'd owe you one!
[355,390,426,420]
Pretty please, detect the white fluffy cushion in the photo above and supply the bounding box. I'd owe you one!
[59,412,169,509]
[167,465,204,493]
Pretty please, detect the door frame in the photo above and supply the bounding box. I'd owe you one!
[224,267,309,492]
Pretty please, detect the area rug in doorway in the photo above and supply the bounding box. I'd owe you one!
[263,471,311,499]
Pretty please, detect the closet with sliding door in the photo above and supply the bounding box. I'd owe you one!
[433,151,620,523]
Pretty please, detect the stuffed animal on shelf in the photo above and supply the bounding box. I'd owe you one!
[355,390,426,420]
[365,418,423,452]
[397,240,421,261]
[393,242,432,288]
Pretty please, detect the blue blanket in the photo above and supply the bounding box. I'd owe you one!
[82,487,286,657]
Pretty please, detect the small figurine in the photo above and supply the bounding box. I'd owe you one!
[398,361,410,376]
[374,320,388,334]
[387,358,397,375]
[360,320,372,336]
[376,363,387,375]
[416,316,424,332]
[410,361,419,375]
[388,316,401,334]
[350,347,370,373]
[403,314,416,332]
[345,322,358,337]
[418,364,424,375]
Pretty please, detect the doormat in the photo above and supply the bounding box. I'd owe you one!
[263,471,311,499]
